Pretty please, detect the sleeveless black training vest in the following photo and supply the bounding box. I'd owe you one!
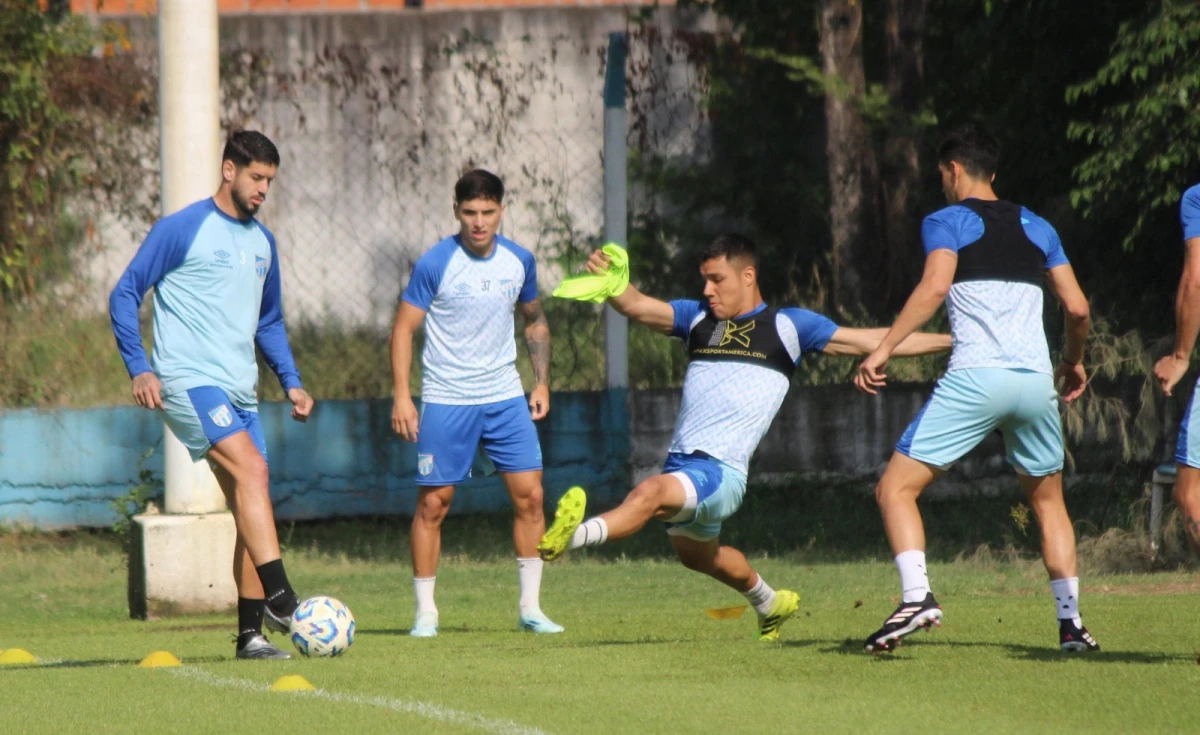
[685,306,796,378]
[952,198,1045,286]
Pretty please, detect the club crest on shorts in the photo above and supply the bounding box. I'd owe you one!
[208,405,233,428]
[417,453,434,476]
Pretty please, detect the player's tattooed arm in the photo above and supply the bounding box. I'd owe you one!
[521,298,552,387]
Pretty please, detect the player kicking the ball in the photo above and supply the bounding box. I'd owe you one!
[855,124,1097,654]
[110,131,311,660]
[539,234,950,641]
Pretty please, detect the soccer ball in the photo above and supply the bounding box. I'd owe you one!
[290,596,355,657]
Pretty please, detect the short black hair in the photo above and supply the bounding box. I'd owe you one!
[455,169,504,204]
[698,233,759,270]
[936,123,999,179]
[222,130,280,168]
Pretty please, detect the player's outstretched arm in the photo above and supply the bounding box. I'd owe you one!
[256,244,311,421]
[822,327,951,357]
[1155,238,1200,397]
[1045,263,1091,403]
[584,249,675,333]
[520,297,551,420]
[390,301,426,441]
[854,249,957,394]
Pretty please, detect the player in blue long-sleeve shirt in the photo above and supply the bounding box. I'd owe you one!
[109,131,312,660]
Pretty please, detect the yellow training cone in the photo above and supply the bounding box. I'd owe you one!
[0,648,36,664]
[704,605,749,621]
[138,651,182,668]
[270,675,316,692]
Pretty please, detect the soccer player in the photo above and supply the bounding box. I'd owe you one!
[1152,185,1200,559]
[391,169,559,637]
[109,131,312,660]
[537,234,951,642]
[855,123,1097,654]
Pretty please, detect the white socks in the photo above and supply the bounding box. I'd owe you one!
[517,557,544,615]
[413,576,437,618]
[1050,577,1082,625]
[569,518,609,550]
[742,575,777,616]
[896,550,931,603]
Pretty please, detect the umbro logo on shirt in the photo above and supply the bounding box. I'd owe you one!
[211,250,234,270]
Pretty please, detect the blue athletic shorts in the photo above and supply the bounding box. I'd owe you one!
[661,451,747,542]
[415,396,542,486]
[161,386,267,463]
[896,368,1063,476]
[1176,377,1200,468]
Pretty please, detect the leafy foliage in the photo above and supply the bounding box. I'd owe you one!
[1067,1,1200,252]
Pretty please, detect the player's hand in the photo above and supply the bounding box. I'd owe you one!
[392,395,419,441]
[854,348,890,395]
[1154,355,1190,397]
[585,249,612,275]
[288,388,314,422]
[131,372,164,410]
[529,385,550,421]
[1055,360,1088,403]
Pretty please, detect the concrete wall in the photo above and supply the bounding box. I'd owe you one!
[1,384,1147,530]
[86,7,710,329]
[1,391,629,530]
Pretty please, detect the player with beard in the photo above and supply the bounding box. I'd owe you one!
[110,131,313,660]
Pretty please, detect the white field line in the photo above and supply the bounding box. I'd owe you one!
[168,666,549,735]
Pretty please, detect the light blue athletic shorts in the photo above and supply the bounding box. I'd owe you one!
[896,368,1063,476]
[415,396,542,486]
[661,451,747,542]
[161,386,267,463]
[1175,377,1200,468]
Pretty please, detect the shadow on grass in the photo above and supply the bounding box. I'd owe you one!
[0,654,228,672]
[809,637,1193,664]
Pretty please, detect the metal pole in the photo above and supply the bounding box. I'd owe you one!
[159,0,225,514]
[603,32,629,389]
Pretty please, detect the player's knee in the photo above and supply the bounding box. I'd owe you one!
[415,493,451,525]
[627,480,665,513]
[232,456,269,496]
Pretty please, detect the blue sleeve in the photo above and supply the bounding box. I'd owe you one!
[254,228,302,392]
[1182,185,1200,241]
[670,299,704,340]
[921,207,973,255]
[401,247,448,311]
[781,308,839,355]
[1020,209,1069,268]
[517,246,538,303]
[108,215,194,378]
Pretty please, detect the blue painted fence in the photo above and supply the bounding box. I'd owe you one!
[0,391,630,530]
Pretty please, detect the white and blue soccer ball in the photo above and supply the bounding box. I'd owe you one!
[290,596,355,657]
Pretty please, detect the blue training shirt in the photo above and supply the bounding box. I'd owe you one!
[401,234,538,405]
[1182,184,1200,242]
[109,198,302,410]
[922,200,1068,375]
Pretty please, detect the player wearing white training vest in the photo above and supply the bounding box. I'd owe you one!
[538,234,950,642]
[855,123,1097,654]
[390,169,559,637]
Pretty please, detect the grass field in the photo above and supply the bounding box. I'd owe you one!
[5,523,1200,734]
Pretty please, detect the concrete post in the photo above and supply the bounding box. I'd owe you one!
[130,0,236,619]
[603,32,629,390]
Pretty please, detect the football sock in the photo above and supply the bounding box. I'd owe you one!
[517,558,543,615]
[414,576,437,617]
[1050,577,1082,625]
[256,559,299,615]
[569,518,608,550]
[236,597,265,648]
[896,550,931,603]
[742,575,777,616]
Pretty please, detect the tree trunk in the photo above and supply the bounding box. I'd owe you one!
[819,0,883,317]
[881,0,928,314]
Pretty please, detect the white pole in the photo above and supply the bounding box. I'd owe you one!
[159,0,225,514]
[603,32,629,389]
